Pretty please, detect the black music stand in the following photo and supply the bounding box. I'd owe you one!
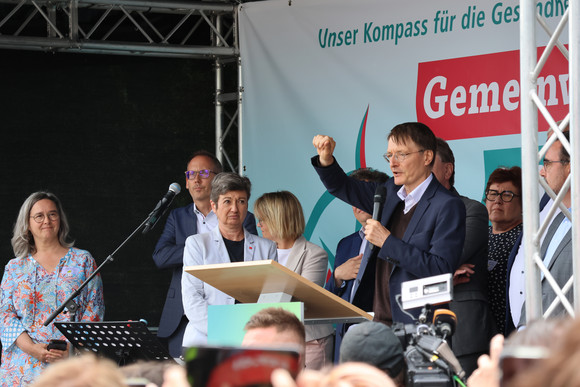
[54,321,175,366]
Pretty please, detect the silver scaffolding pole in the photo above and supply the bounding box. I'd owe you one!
[520,0,542,322]
[212,7,242,173]
[570,0,580,311]
[520,0,578,324]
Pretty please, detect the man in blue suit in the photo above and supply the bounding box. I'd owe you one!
[152,151,257,357]
[312,122,465,324]
[324,167,388,363]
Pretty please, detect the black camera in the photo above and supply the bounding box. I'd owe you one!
[392,304,465,387]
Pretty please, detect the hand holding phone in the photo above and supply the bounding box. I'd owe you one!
[47,339,67,351]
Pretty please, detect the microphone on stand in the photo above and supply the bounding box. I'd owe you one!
[142,183,181,234]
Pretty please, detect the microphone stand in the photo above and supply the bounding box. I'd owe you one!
[43,215,152,327]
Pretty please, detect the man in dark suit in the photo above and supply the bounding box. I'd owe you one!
[324,167,388,363]
[432,138,492,377]
[152,151,257,357]
[312,122,466,324]
[518,131,573,329]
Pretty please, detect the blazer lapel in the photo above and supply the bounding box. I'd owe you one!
[541,212,566,259]
[381,183,401,226]
[244,229,256,261]
[546,229,572,271]
[402,177,437,241]
[286,236,306,272]
[183,203,197,237]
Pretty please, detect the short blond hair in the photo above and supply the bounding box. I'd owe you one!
[244,307,306,346]
[254,191,305,241]
[31,354,126,387]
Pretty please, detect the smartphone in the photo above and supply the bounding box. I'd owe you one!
[47,339,68,351]
[185,345,301,387]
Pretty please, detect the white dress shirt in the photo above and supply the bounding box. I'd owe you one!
[193,203,217,235]
[397,174,433,214]
[509,199,555,326]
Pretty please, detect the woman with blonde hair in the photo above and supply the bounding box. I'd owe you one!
[254,191,333,370]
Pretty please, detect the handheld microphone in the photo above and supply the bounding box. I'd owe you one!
[433,309,457,339]
[142,183,181,234]
[372,185,387,221]
[370,185,387,250]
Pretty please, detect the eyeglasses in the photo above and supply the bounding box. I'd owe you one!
[485,190,520,203]
[542,158,569,170]
[383,150,425,163]
[185,169,216,180]
[30,212,59,223]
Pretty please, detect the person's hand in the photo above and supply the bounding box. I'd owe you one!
[334,254,363,286]
[453,263,475,286]
[467,334,504,387]
[271,369,297,387]
[28,342,51,363]
[162,365,189,387]
[364,219,390,249]
[271,368,325,387]
[312,135,336,167]
[45,344,69,363]
[15,332,68,363]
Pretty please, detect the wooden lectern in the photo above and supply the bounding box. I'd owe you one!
[184,260,372,324]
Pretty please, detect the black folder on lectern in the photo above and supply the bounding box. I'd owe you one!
[54,321,174,365]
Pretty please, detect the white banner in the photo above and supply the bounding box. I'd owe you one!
[239,0,569,271]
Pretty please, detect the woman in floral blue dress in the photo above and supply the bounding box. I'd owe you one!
[0,191,105,386]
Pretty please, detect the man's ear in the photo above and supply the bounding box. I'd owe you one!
[424,149,434,166]
[445,163,454,181]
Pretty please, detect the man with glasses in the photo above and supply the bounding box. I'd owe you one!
[505,125,567,335]
[312,122,466,324]
[517,130,573,329]
[152,150,257,358]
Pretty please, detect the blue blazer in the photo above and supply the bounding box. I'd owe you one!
[325,232,361,300]
[313,157,465,323]
[152,203,257,338]
[324,231,375,362]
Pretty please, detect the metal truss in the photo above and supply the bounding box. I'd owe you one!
[0,0,239,57]
[520,0,579,323]
[0,0,243,171]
